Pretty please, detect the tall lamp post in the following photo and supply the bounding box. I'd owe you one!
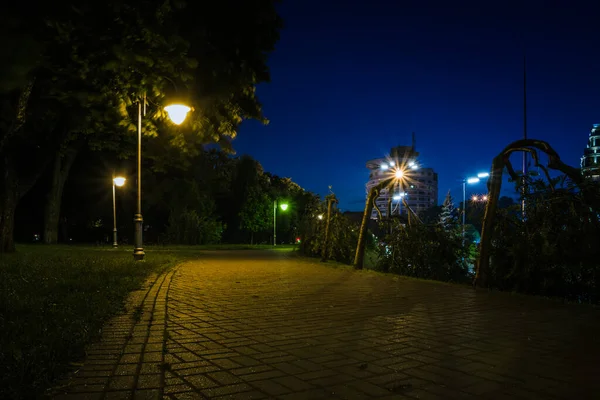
[133,99,191,261]
[273,200,289,246]
[462,172,489,240]
[112,176,126,248]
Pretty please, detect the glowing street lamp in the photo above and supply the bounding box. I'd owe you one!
[462,172,488,240]
[133,98,191,261]
[164,104,191,125]
[317,214,324,220]
[112,176,126,248]
[273,200,289,246]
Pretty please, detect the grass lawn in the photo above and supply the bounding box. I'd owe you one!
[0,245,189,399]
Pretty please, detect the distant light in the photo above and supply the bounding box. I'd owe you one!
[411,164,419,170]
[467,177,480,184]
[408,161,415,167]
[164,104,191,125]
[482,195,488,201]
[113,177,126,187]
[381,164,388,170]
[280,203,289,211]
[393,193,405,200]
[389,162,395,168]
[472,195,478,201]
[317,214,323,220]
[477,172,490,178]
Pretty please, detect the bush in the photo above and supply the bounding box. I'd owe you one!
[377,221,470,283]
[166,208,223,245]
[298,206,367,264]
[487,179,600,303]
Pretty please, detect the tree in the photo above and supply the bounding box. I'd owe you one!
[419,205,442,224]
[438,190,458,231]
[1,0,283,252]
[476,138,600,288]
[239,189,271,244]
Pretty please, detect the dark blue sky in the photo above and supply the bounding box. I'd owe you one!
[234,0,600,210]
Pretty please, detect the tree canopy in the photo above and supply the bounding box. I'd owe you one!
[0,0,283,252]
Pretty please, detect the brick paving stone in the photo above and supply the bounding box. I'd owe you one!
[51,251,600,399]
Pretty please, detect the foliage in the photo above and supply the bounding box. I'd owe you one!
[166,208,223,245]
[377,221,470,283]
[298,198,369,264]
[466,196,514,234]
[57,149,310,247]
[487,177,600,303]
[0,0,283,253]
[419,205,442,224]
[239,189,272,243]
[0,245,184,399]
[438,190,458,231]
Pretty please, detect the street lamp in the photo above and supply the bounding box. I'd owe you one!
[164,104,191,125]
[462,173,488,240]
[273,200,289,246]
[133,98,191,261]
[112,176,126,248]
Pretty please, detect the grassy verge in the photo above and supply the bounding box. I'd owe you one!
[145,243,295,251]
[0,245,187,399]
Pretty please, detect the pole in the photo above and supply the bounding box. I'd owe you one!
[273,199,277,246]
[462,180,466,241]
[112,179,118,248]
[133,99,145,260]
[522,55,527,220]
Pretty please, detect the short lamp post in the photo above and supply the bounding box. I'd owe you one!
[112,176,126,248]
[133,99,191,261]
[273,200,289,246]
[462,172,489,241]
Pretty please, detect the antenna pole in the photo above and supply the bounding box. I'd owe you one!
[521,55,527,220]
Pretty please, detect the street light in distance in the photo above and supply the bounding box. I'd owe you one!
[273,200,289,246]
[112,176,126,248]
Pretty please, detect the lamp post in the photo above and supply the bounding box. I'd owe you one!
[112,176,126,248]
[273,200,288,246]
[462,172,489,240]
[133,98,191,261]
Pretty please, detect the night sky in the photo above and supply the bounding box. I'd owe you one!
[234,0,600,211]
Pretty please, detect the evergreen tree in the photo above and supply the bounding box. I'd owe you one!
[438,190,458,231]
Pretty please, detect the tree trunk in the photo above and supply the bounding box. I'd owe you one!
[0,156,19,253]
[43,147,79,244]
[474,155,504,288]
[320,194,337,262]
[354,187,378,269]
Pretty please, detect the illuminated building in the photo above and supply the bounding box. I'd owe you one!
[581,123,600,181]
[365,141,438,219]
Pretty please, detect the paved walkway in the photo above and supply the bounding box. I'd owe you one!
[54,250,600,399]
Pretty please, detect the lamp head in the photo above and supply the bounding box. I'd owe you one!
[113,177,126,187]
[164,104,191,125]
